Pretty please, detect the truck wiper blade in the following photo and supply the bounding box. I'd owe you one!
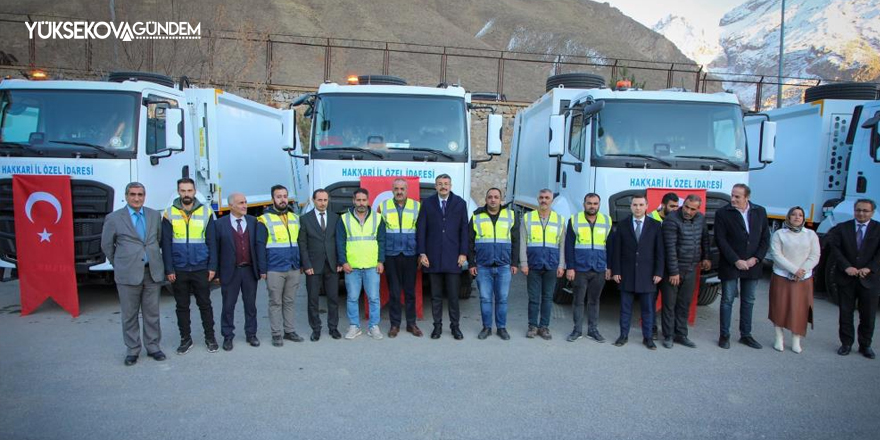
[49,140,118,157]
[603,153,671,167]
[387,147,453,160]
[0,141,43,155]
[332,147,383,159]
[675,155,740,169]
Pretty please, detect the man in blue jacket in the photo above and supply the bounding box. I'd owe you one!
[161,178,218,355]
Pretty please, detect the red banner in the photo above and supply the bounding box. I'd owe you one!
[13,175,79,317]
[360,176,423,319]
[646,188,706,326]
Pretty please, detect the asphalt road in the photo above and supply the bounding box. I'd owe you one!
[1,269,878,440]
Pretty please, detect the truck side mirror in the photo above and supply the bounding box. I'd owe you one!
[164,108,184,152]
[282,109,298,152]
[549,115,564,157]
[862,111,880,163]
[759,120,776,163]
[487,114,502,155]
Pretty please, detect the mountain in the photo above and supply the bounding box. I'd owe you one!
[652,15,722,67]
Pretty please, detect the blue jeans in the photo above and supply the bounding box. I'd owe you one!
[719,278,759,338]
[476,265,511,328]
[345,268,381,328]
[527,269,557,328]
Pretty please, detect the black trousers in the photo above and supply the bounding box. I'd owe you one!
[659,270,698,338]
[838,281,878,348]
[172,269,215,340]
[430,272,461,327]
[572,271,606,333]
[306,260,340,332]
[385,254,419,327]
[220,266,258,339]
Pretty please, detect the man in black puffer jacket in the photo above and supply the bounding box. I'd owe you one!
[659,194,710,349]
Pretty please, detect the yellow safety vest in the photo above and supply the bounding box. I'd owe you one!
[342,211,381,269]
[650,210,663,222]
[473,208,515,243]
[573,212,611,250]
[525,210,563,246]
[258,212,300,248]
[380,198,420,233]
[165,205,212,245]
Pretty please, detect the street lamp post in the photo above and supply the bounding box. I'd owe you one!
[777,0,786,108]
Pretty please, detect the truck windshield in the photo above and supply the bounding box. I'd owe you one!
[0,89,139,158]
[592,100,747,168]
[312,94,467,161]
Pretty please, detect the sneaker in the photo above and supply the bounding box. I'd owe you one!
[176,337,193,355]
[496,328,511,340]
[587,330,605,343]
[537,327,552,340]
[526,325,538,339]
[344,325,362,340]
[205,337,219,353]
[368,325,384,340]
[272,335,284,347]
[566,331,583,342]
[477,327,492,340]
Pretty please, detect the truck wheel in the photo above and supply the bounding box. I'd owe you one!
[546,73,605,92]
[357,75,407,86]
[823,256,840,305]
[553,278,574,304]
[459,270,472,299]
[696,282,721,306]
[804,82,880,103]
[107,71,175,88]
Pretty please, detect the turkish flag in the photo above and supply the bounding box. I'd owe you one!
[360,176,423,319]
[646,188,706,326]
[13,175,79,317]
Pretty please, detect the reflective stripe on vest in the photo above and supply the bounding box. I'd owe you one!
[342,211,380,268]
[381,198,420,234]
[650,210,663,222]
[573,212,611,250]
[525,210,563,248]
[165,205,212,244]
[258,212,300,249]
[473,208,514,244]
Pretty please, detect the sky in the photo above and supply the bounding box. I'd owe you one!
[599,0,749,29]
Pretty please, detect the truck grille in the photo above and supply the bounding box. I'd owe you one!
[0,179,114,272]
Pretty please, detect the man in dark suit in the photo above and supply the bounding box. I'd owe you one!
[609,193,664,350]
[100,182,166,366]
[830,198,880,359]
[211,192,263,351]
[714,183,770,350]
[417,174,469,340]
[298,189,343,341]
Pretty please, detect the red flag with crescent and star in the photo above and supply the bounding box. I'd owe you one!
[13,174,79,317]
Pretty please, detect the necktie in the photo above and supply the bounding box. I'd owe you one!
[236,218,243,234]
[857,224,865,250]
[135,212,146,241]
[635,219,642,242]
[441,199,447,215]
[319,212,326,231]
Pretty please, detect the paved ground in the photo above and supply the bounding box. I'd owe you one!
[1,269,878,440]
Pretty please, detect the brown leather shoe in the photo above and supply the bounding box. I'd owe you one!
[388,326,400,338]
[406,324,424,337]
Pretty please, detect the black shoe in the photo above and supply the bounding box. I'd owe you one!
[662,337,673,349]
[613,336,628,347]
[643,338,657,350]
[477,327,492,340]
[222,338,234,351]
[674,336,697,348]
[718,335,730,349]
[310,331,320,342]
[247,336,260,347]
[206,337,219,353]
[124,355,138,366]
[431,325,442,339]
[566,331,583,342]
[587,330,605,343]
[652,326,659,341]
[272,335,283,347]
[329,329,342,340]
[497,328,510,340]
[859,346,876,359]
[837,345,851,356]
[284,332,304,342]
[176,337,193,355]
[739,336,763,349]
[148,351,166,361]
[451,326,464,340]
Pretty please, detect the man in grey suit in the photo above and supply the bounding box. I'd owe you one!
[298,189,343,341]
[100,182,166,366]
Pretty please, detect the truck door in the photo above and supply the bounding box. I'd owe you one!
[557,107,591,215]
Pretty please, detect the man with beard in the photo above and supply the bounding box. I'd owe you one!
[519,189,565,340]
[337,188,386,340]
[565,193,613,343]
[256,185,304,347]
[162,178,219,355]
[378,178,422,338]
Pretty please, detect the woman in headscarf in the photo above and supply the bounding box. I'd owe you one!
[768,206,820,353]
